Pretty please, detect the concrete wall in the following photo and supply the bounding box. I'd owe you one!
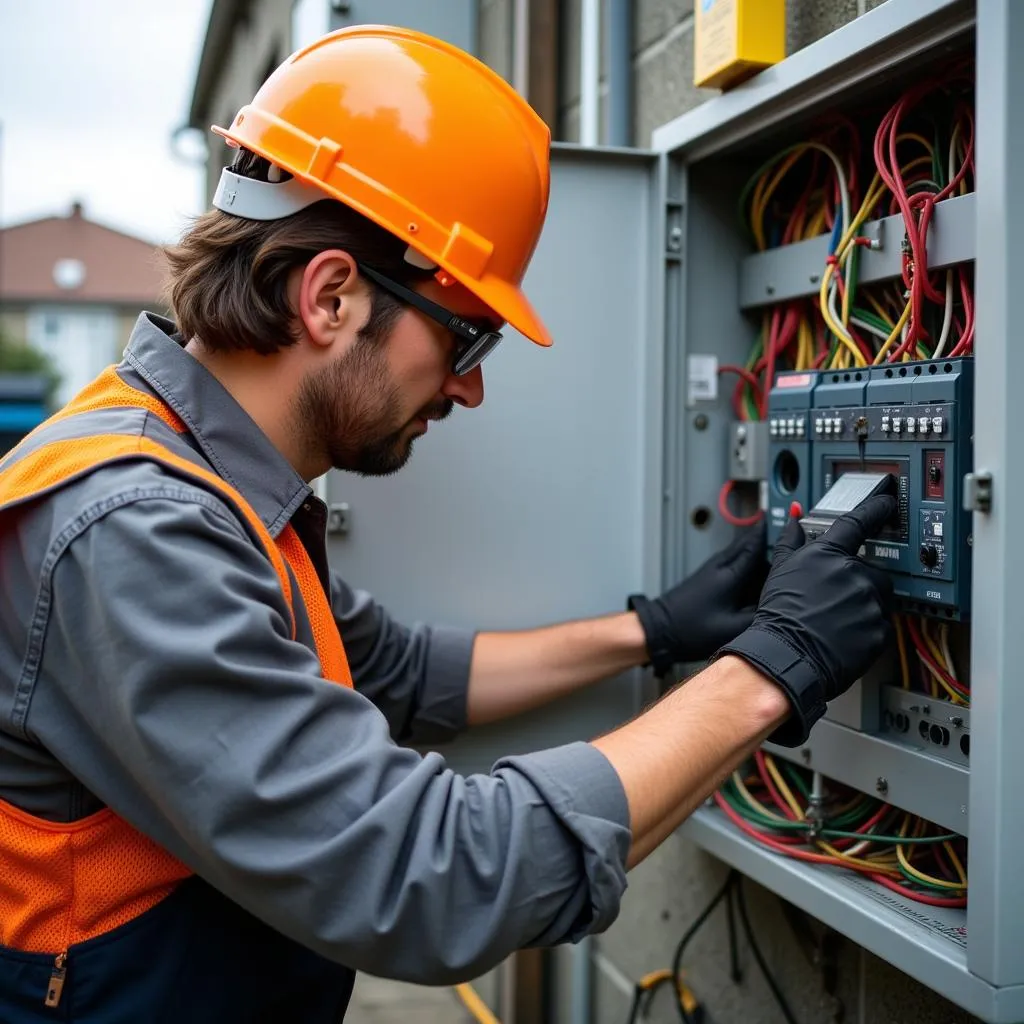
[479,2,983,1022]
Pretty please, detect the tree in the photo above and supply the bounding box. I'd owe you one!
[0,327,62,408]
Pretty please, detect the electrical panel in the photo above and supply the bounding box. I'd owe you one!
[766,358,974,617]
[649,2,1024,1019]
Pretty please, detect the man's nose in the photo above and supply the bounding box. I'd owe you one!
[442,364,484,408]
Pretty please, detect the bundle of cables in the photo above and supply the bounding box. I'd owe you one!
[895,614,969,706]
[724,66,975,418]
[718,74,975,536]
[715,752,968,909]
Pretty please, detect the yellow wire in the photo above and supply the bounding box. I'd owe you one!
[752,148,809,249]
[455,984,503,1024]
[920,619,947,671]
[894,616,910,689]
[896,816,965,891]
[895,131,936,155]
[764,756,804,820]
[761,756,900,873]
[732,772,788,822]
[918,620,967,705]
[818,175,889,366]
[944,843,968,887]
[913,648,965,703]
[864,291,896,328]
[871,301,912,363]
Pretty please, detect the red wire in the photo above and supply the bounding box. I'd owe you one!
[719,365,763,420]
[718,481,763,528]
[754,751,798,819]
[712,794,968,908]
[903,618,970,697]
[872,875,967,909]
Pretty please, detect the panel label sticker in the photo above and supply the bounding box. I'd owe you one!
[838,876,967,948]
[687,354,719,405]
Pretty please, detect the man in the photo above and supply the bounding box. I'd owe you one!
[0,26,895,1023]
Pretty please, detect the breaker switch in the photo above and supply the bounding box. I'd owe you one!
[924,451,945,500]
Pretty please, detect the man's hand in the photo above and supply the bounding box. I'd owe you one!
[715,494,896,746]
[627,522,768,676]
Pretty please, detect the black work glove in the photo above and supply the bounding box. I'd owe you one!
[714,494,897,747]
[628,522,769,676]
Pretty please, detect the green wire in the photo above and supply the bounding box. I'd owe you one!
[820,828,960,844]
[736,143,819,238]
[896,859,965,894]
[779,761,811,799]
[827,802,878,830]
[722,788,960,846]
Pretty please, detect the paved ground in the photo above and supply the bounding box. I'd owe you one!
[346,976,477,1023]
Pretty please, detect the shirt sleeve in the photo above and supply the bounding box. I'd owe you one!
[27,492,632,983]
[329,570,476,746]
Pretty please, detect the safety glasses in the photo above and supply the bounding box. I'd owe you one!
[357,263,503,376]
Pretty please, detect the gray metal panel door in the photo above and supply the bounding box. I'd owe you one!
[329,0,475,53]
[323,146,662,772]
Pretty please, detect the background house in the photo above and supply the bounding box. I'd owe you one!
[0,200,167,407]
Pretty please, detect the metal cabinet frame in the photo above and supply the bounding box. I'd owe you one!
[648,1,1024,1018]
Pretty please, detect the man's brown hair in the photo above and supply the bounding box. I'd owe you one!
[162,151,431,354]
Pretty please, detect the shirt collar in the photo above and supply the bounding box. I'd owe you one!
[122,312,313,536]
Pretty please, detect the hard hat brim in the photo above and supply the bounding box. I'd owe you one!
[475,275,553,349]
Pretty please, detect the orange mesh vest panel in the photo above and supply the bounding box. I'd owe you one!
[0,368,353,956]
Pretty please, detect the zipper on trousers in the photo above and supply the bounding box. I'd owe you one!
[45,951,67,1007]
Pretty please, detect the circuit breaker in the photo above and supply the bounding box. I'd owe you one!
[767,358,974,617]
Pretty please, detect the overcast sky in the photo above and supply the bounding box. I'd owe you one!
[0,0,214,244]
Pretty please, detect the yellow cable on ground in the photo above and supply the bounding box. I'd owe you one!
[455,983,503,1024]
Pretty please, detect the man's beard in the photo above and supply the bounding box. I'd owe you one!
[293,339,453,477]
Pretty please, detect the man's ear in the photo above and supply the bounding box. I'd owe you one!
[294,250,365,349]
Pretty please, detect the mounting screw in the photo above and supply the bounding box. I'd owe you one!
[949,716,964,728]
[326,502,351,535]
[694,414,709,431]
[329,0,351,12]
[876,777,889,795]
[922,704,931,716]
[766,284,776,296]
[801,748,812,764]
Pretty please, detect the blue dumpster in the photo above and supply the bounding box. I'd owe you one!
[0,375,47,456]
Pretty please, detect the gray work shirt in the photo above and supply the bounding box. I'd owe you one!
[0,313,631,983]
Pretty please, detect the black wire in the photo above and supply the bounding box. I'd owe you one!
[734,878,801,1024]
[671,870,738,1023]
[626,986,644,1024]
[725,885,743,984]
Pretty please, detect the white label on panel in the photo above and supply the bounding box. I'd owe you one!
[687,354,719,405]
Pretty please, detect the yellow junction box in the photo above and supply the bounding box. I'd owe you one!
[693,0,786,90]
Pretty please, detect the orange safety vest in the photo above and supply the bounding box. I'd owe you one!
[0,368,353,1004]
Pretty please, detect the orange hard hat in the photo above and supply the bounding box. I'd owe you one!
[211,25,553,348]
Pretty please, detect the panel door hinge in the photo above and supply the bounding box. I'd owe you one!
[963,471,993,513]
